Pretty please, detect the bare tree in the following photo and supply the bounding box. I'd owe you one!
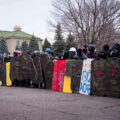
[50,0,120,49]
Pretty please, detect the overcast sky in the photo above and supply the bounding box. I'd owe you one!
[0,0,54,43]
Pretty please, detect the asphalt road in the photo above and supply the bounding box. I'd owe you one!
[0,86,120,120]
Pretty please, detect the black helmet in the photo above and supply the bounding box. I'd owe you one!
[88,44,95,53]
[63,50,70,59]
[103,44,109,51]
[112,43,120,50]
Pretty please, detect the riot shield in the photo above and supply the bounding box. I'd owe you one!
[63,60,75,93]
[32,56,43,85]
[40,54,50,87]
[0,58,3,84]
[44,62,54,89]
[91,58,120,98]
[0,58,6,86]
[71,60,83,93]
[20,54,37,86]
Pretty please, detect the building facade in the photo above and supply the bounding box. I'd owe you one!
[0,26,42,55]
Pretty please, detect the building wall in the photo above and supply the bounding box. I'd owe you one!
[6,37,42,55]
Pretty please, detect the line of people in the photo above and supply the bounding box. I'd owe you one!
[45,43,120,61]
[0,42,120,89]
[0,42,120,62]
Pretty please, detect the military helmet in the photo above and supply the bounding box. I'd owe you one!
[88,44,95,53]
[103,44,109,51]
[112,43,120,50]
[69,47,76,52]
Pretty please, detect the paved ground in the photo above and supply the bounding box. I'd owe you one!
[0,87,120,120]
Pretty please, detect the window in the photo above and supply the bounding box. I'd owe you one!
[16,40,20,50]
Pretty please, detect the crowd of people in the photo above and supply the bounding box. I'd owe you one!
[0,42,120,89]
[0,42,120,62]
[45,42,120,61]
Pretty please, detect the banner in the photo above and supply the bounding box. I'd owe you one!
[63,76,72,93]
[52,60,66,92]
[6,62,12,86]
[79,59,93,95]
[63,60,74,93]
